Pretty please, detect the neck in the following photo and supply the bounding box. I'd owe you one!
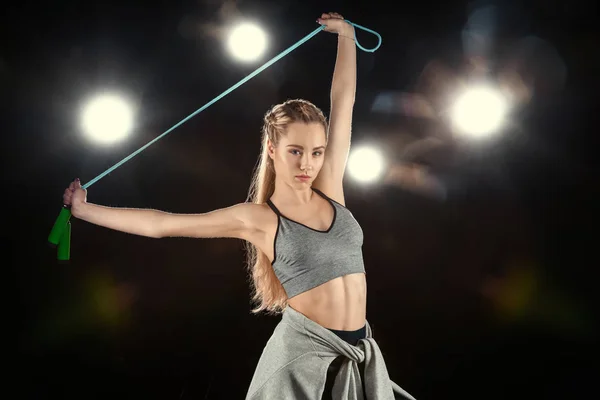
[271,176,313,205]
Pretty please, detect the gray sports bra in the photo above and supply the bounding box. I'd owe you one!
[266,189,366,298]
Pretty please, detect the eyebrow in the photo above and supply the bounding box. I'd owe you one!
[286,144,326,150]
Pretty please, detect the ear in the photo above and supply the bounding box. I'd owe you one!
[267,138,276,160]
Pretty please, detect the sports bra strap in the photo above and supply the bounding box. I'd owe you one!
[311,188,327,200]
[266,199,282,216]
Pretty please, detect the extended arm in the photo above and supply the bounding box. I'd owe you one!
[64,177,255,240]
[73,201,255,239]
[313,13,357,205]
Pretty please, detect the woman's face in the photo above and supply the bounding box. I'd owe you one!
[269,122,327,188]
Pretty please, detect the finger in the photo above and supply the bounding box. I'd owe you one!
[74,178,81,189]
[321,13,330,19]
[69,181,76,191]
[63,193,71,205]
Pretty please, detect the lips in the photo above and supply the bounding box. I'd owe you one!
[296,175,311,179]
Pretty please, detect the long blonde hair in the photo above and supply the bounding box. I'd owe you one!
[245,99,328,315]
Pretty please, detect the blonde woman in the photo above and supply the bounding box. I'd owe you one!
[62,12,414,400]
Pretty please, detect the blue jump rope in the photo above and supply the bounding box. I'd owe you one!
[47,19,382,261]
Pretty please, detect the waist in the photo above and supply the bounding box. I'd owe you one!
[327,324,367,346]
[287,273,367,331]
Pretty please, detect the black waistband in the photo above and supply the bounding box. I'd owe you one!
[327,324,367,346]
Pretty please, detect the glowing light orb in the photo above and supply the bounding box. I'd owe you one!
[347,146,385,184]
[81,94,133,145]
[227,22,268,63]
[451,84,508,138]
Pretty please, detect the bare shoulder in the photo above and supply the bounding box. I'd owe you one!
[234,202,273,224]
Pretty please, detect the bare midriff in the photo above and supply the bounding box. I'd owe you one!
[287,272,367,331]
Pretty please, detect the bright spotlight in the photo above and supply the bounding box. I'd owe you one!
[227,22,268,63]
[347,145,385,184]
[81,94,134,145]
[451,84,508,138]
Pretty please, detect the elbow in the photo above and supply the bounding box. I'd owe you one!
[150,210,167,239]
[149,231,163,239]
[148,228,163,239]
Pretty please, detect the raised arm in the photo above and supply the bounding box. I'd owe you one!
[63,179,256,240]
[313,12,356,205]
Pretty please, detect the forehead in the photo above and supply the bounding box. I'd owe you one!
[282,122,326,145]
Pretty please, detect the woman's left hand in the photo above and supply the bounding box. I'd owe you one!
[317,12,353,37]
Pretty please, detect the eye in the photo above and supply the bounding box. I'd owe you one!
[289,149,301,156]
[313,151,323,156]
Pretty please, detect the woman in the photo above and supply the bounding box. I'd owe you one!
[62,12,414,400]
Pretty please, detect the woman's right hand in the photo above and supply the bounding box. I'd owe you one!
[63,178,87,217]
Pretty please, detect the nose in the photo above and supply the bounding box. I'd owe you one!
[300,154,313,172]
